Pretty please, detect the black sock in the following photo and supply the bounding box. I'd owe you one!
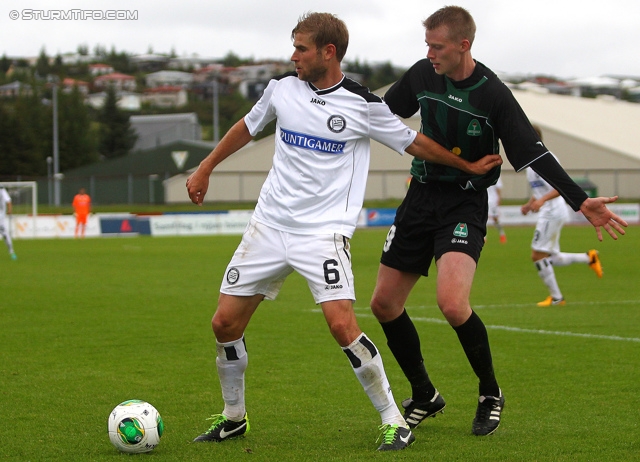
[453,310,500,397]
[380,309,436,402]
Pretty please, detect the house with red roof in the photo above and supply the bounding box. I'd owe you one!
[142,85,188,108]
[62,77,89,95]
[93,72,137,92]
[88,63,114,76]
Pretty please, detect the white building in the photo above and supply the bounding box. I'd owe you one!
[163,85,640,203]
[145,70,194,88]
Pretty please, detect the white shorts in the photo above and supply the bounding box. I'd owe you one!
[220,219,356,304]
[531,216,565,254]
[487,202,500,219]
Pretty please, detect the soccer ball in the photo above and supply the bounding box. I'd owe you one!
[107,399,164,453]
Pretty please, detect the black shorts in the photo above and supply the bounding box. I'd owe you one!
[380,179,488,277]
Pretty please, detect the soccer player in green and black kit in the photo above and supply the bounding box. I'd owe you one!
[370,5,627,437]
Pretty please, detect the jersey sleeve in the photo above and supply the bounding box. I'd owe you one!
[490,87,588,210]
[383,63,422,118]
[492,85,548,172]
[368,102,417,154]
[528,154,588,211]
[244,77,279,136]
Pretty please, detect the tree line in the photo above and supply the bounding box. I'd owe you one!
[0,84,135,178]
[0,46,405,180]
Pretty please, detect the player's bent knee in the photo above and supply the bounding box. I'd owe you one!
[369,296,398,321]
[212,313,243,340]
[438,304,470,326]
[328,320,361,347]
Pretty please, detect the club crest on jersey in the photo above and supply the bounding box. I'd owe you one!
[327,115,346,133]
[226,267,240,285]
[453,223,469,238]
[467,119,482,136]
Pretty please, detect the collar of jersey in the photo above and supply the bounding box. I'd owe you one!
[309,74,346,95]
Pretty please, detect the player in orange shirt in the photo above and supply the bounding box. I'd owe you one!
[72,188,91,238]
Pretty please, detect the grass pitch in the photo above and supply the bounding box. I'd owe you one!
[0,225,638,461]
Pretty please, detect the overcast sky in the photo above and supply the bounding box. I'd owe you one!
[2,0,638,80]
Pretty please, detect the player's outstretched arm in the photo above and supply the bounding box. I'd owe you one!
[579,196,628,241]
[186,118,253,205]
[407,133,503,174]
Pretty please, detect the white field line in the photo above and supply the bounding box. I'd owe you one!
[336,300,640,343]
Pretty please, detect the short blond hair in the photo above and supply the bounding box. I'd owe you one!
[423,6,476,46]
[291,12,349,62]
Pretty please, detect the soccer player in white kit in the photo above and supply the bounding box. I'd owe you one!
[186,12,500,451]
[521,127,603,307]
[487,176,506,243]
[0,187,17,260]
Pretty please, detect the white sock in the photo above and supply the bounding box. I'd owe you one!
[1,231,13,253]
[216,336,248,420]
[536,258,563,300]
[550,252,589,267]
[343,333,405,427]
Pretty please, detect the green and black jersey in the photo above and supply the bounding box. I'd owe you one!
[385,59,588,209]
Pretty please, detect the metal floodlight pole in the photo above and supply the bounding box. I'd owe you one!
[46,156,53,206]
[212,79,219,144]
[52,83,60,206]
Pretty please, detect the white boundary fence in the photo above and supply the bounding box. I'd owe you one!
[9,204,639,239]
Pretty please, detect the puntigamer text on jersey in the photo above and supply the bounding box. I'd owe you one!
[280,128,346,154]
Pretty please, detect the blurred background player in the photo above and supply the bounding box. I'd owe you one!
[521,126,603,307]
[72,188,91,238]
[0,186,17,260]
[487,176,507,243]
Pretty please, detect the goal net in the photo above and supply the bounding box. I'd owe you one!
[0,181,38,238]
[0,181,38,239]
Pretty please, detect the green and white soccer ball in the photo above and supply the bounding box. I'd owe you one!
[107,400,164,453]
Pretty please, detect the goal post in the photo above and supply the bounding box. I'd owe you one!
[0,181,38,238]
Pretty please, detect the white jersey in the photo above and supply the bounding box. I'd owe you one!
[0,188,10,219]
[525,156,570,222]
[487,176,502,213]
[244,72,417,238]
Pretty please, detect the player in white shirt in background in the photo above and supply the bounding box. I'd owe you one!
[487,176,506,243]
[186,12,500,451]
[0,187,17,260]
[521,126,603,307]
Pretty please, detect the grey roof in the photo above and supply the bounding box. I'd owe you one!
[130,113,198,124]
[130,113,202,151]
[510,89,640,162]
[0,80,32,91]
[145,70,194,79]
[64,139,215,178]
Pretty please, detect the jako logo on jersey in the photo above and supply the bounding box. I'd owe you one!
[448,94,462,103]
[467,119,482,136]
[280,128,345,154]
[451,238,469,244]
[310,97,326,106]
[226,267,240,285]
[327,115,347,133]
[325,284,344,290]
[453,223,469,238]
